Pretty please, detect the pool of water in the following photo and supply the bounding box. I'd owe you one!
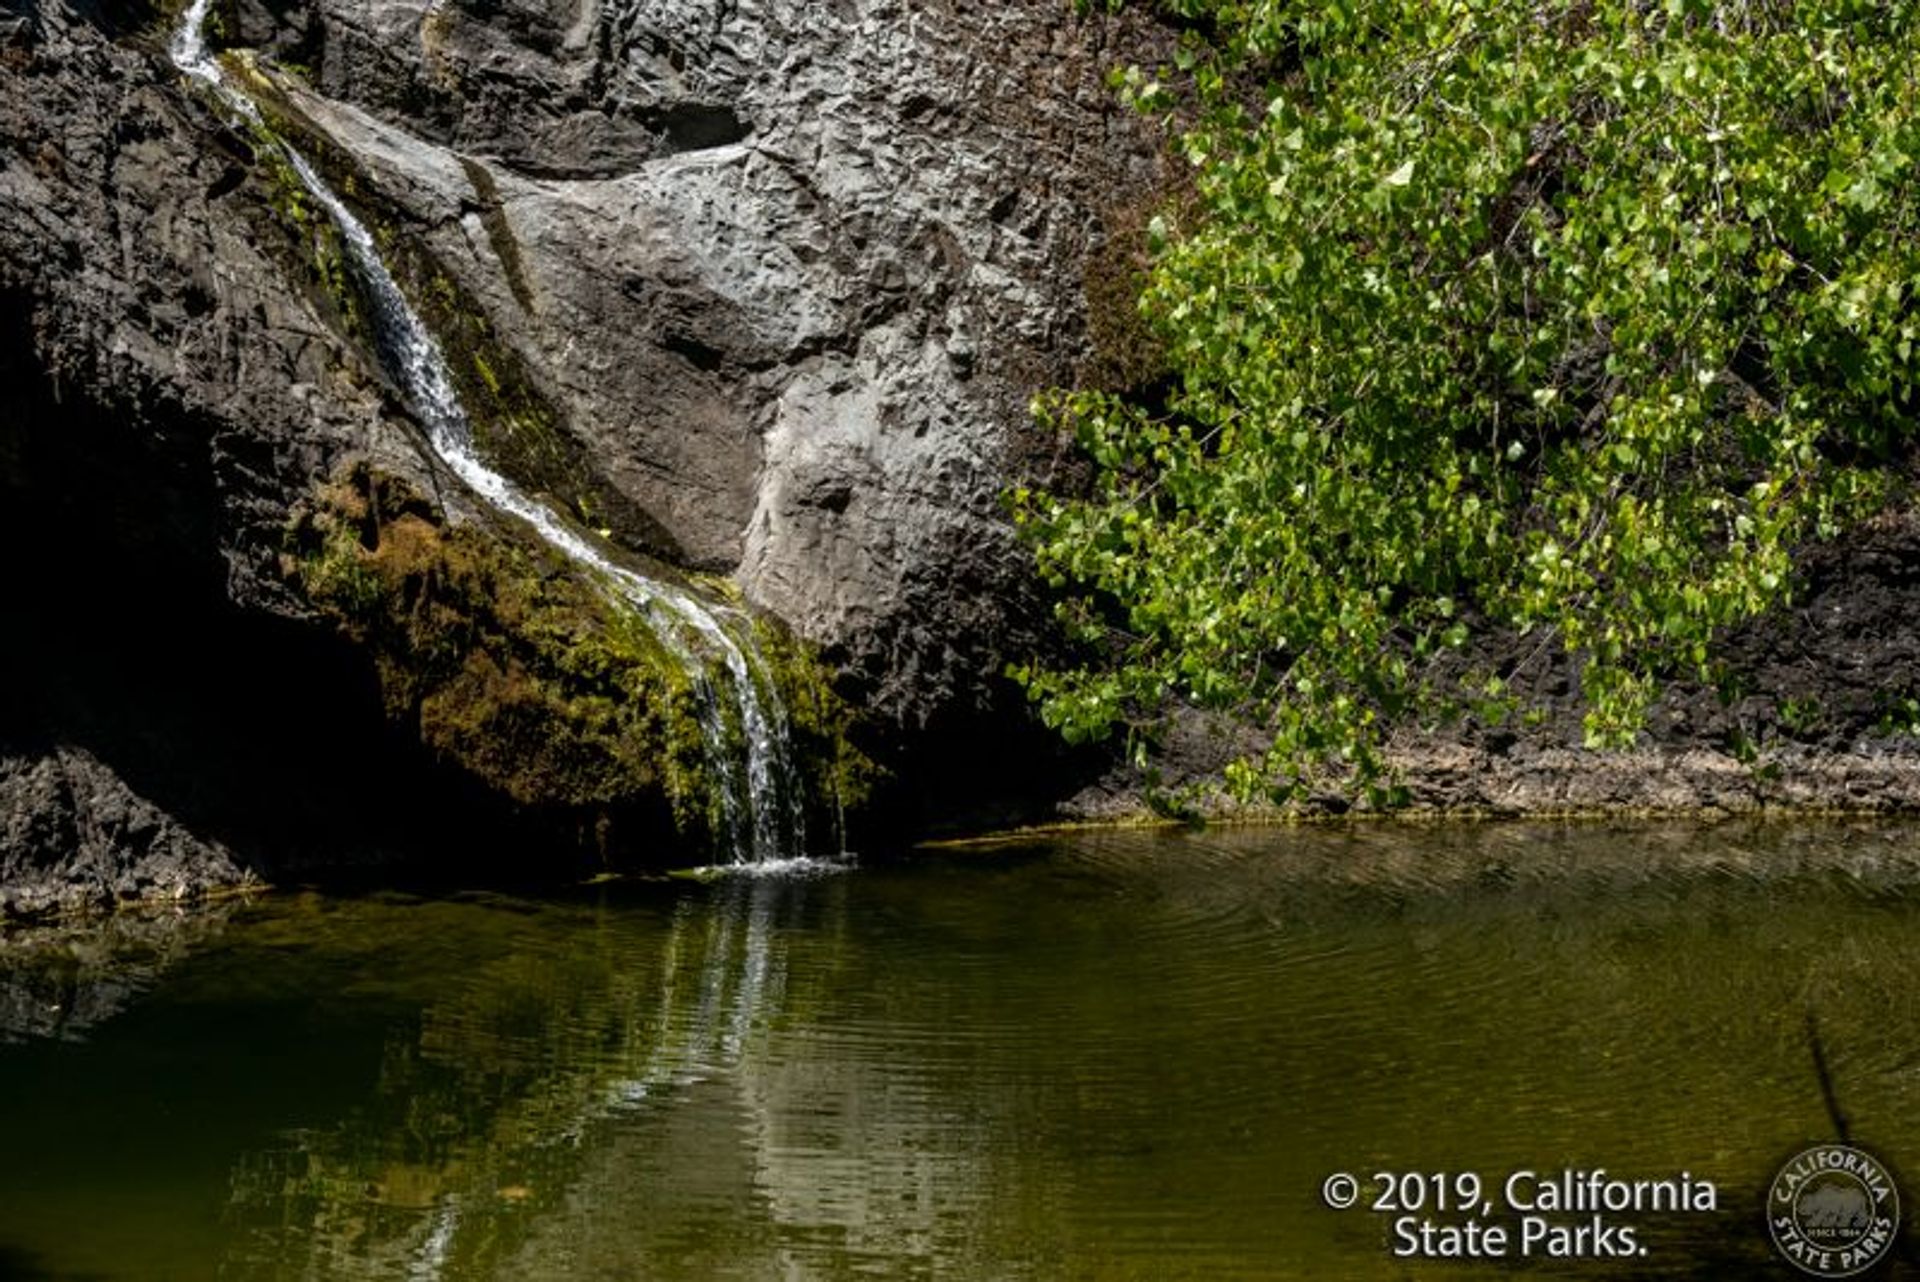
[1,821,1918,1279]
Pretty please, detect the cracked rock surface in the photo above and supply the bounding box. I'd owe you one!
[266,0,1174,751]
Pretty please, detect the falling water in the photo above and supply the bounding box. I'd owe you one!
[172,0,806,863]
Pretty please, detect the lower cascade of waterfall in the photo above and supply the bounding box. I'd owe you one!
[171,0,811,865]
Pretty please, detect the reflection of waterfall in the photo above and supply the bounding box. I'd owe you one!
[218,878,826,1282]
[170,0,803,863]
[608,878,787,1109]
[408,1198,463,1282]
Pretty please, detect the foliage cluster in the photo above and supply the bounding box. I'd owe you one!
[1020,0,1920,798]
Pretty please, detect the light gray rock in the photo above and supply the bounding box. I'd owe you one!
[269,0,1174,743]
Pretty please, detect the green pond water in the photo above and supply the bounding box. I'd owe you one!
[2,822,1919,1280]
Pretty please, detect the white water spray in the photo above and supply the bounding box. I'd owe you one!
[172,2,806,862]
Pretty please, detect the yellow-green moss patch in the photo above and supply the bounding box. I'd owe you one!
[285,465,875,861]
[285,465,712,848]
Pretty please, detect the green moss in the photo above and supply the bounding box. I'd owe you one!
[285,466,876,859]
[472,350,502,396]
[739,606,881,837]
[285,465,717,849]
[224,64,370,346]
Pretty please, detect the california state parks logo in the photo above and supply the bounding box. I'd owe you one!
[1768,1144,1900,1277]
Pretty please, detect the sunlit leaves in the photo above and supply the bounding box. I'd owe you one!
[1021,0,1920,798]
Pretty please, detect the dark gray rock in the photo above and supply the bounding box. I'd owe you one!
[0,746,250,918]
[0,2,439,616]
[0,3,384,915]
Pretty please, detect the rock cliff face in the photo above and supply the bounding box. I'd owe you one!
[2,0,432,916]
[251,0,1172,753]
[0,0,1173,913]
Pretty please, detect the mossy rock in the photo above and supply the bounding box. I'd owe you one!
[1078,174,1201,397]
[210,56,877,858]
[743,603,881,840]
[284,465,874,861]
[198,60,373,361]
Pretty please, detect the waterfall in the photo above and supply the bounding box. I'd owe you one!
[172,1,808,865]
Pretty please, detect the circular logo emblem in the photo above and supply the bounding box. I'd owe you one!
[1768,1144,1900,1277]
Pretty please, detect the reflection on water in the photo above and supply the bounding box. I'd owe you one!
[0,901,239,1044]
[218,876,833,1281]
[1,822,1920,1279]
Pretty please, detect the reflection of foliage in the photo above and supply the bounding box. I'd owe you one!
[1021,1,1920,800]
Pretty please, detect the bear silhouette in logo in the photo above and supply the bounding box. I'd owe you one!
[1799,1181,1872,1231]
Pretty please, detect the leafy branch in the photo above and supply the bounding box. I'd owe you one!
[1019,0,1920,801]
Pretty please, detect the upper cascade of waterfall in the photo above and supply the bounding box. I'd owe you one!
[169,3,810,865]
